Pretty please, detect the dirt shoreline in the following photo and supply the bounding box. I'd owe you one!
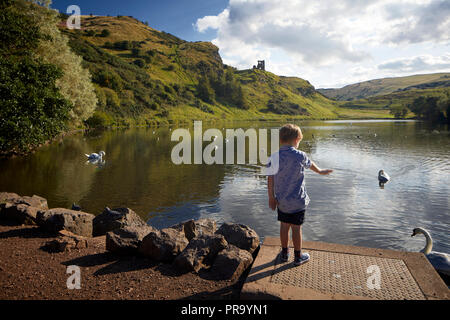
[0,223,245,300]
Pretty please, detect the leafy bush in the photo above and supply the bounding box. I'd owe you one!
[408,95,449,123]
[100,29,110,37]
[131,48,141,57]
[84,30,96,37]
[113,40,130,50]
[93,70,123,91]
[0,0,72,154]
[84,111,110,128]
[27,0,97,125]
[133,59,145,68]
[390,105,409,118]
[196,77,215,103]
[0,57,71,153]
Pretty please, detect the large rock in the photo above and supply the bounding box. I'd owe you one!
[174,234,228,273]
[0,192,20,204]
[169,218,217,241]
[93,207,147,236]
[106,225,155,255]
[43,231,88,253]
[0,203,45,225]
[210,245,254,280]
[0,193,48,210]
[139,228,188,262]
[216,223,260,254]
[0,193,48,225]
[37,208,94,237]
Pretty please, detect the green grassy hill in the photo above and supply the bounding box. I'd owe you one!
[338,87,449,117]
[318,73,450,101]
[60,15,393,126]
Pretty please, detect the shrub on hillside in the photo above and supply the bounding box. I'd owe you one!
[133,59,145,68]
[131,48,141,57]
[93,70,124,91]
[84,111,110,128]
[100,29,110,37]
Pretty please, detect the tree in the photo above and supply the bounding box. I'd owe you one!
[409,95,448,123]
[390,105,408,118]
[25,0,97,125]
[0,0,71,153]
[196,77,215,103]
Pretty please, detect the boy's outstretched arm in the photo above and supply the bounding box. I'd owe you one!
[268,176,277,210]
[310,161,333,175]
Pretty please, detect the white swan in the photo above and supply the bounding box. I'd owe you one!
[85,151,105,161]
[411,228,450,277]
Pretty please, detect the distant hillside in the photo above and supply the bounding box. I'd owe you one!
[318,73,450,101]
[58,15,390,125]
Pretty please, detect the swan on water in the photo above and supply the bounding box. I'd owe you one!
[378,169,390,185]
[411,228,450,278]
[85,151,105,160]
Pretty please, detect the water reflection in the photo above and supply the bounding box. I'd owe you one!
[0,120,448,254]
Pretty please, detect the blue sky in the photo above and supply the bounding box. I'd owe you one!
[52,0,228,41]
[52,0,450,88]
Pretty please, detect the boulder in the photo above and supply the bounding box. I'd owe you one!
[139,228,188,262]
[0,193,48,225]
[37,208,94,237]
[0,203,44,225]
[43,231,88,253]
[92,207,147,236]
[169,218,217,241]
[215,223,260,254]
[106,225,156,255]
[0,192,20,203]
[174,234,228,273]
[1,194,48,210]
[210,245,254,280]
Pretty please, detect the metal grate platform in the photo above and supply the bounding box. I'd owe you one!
[270,250,425,300]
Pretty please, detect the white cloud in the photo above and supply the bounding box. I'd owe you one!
[378,54,450,73]
[195,0,450,88]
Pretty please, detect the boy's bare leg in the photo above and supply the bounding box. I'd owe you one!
[291,224,302,252]
[280,222,290,249]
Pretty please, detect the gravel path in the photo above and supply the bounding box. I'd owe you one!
[0,224,243,300]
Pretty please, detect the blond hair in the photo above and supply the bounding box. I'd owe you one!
[279,124,303,143]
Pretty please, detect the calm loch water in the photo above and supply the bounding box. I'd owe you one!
[1,120,449,254]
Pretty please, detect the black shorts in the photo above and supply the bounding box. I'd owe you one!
[277,208,305,226]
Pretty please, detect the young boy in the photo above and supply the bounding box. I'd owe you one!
[267,124,332,266]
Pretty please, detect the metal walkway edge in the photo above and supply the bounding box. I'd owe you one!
[241,237,449,300]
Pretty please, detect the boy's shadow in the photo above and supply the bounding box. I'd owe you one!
[244,254,296,283]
